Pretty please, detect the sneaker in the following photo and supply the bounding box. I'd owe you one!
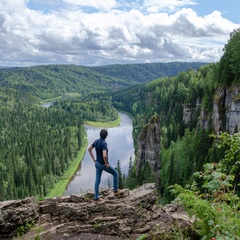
[114,189,125,196]
[92,197,104,203]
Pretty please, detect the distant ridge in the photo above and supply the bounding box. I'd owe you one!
[90,61,208,83]
[0,62,207,100]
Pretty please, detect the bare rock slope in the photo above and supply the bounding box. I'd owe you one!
[0,183,195,239]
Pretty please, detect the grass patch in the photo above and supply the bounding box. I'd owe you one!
[85,115,121,128]
[63,92,81,98]
[40,96,61,104]
[40,93,81,104]
[46,136,88,198]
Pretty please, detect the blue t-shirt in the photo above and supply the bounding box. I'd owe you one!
[92,138,108,165]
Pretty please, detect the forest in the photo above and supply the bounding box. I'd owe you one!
[113,29,240,238]
[0,28,240,238]
[0,61,204,200]
[112,29,240,196]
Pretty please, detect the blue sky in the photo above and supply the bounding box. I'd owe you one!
[0,0,239,66]
[191,0,239,23]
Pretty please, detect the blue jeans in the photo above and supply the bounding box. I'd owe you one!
[94,161,118,199]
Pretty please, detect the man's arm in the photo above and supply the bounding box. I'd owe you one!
[103,150,110,168]
[88,146,96,162]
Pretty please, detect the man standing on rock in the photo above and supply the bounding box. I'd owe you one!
[88,129,124,201]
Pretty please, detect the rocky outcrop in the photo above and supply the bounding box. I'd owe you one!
[186,86,240,133]
[0,197,39,238]
[183,98,200,125]
[212,87,226,132]
[0,183,195,240]
[223,87,240,133]
[136,114,161,173]
[211,86,240,133]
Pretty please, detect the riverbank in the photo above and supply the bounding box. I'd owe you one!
[46,134,88,198]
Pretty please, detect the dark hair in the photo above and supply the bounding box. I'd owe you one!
[100,129,108,139]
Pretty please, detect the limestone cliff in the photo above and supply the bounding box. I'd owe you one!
[215,86,240,133]
[136,114,161,174]
[184,86,240,133]
[0,183,195,240]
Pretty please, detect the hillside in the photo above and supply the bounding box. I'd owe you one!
[111,30,240,206]
[0,65,131,100]
[0,62,206,100]
[91,61,207,83]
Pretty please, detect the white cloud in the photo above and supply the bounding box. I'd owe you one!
[0,0,239,66]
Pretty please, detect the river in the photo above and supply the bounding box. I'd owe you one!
[64,112,135,195]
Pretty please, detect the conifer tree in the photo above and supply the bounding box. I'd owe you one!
[116,160,124,189]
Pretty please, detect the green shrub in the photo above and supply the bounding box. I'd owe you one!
[170,132,240,239]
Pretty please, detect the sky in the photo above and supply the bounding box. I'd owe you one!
[0,0,239,67]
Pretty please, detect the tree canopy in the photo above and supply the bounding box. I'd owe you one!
[219,28,240,85]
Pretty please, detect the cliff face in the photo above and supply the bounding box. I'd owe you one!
[221,87,240,133]
[136,114,161,173]
[0,183,195,240]
[184,86,240,133]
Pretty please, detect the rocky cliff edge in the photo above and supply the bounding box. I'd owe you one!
[0,183,196,240]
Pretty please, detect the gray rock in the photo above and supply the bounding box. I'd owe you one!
[0,184,194,239]
[0,197,39,238]
[136,114,161,173]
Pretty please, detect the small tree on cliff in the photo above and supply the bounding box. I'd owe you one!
[116,160,124,189]
[125,157,138,189]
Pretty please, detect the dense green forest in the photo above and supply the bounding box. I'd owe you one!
[0,62,205,100]
[111,29,240,200]
[0,61,205,200]
[112,63,217,145]
[52,95,118,123]
[0,92,120,200]
[0,98,84,200]
[0,65,131,100]
[91,61,207,83]
[112,30,240,238]
[111,63,219,193]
